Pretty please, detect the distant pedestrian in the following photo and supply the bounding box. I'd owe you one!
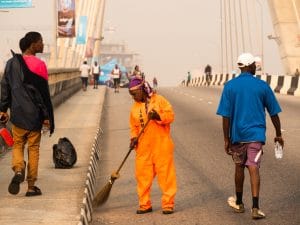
[111,64,121,93]
[0,31,55,197]
[80,60,90,91]
[187,71,191,86]
[128,77,177,215]
[152,77,158,90]
[92,61,100,89]
[204,64,212,86]
[295,68,299,77]
[216,53,284,220]
[132,65,142,79]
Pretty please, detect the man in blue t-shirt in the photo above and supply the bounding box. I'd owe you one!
[216,53,284,220]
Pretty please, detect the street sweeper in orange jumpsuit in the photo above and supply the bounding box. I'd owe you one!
[128,77,177,215]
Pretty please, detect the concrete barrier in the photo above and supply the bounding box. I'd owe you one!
[287,76,299,95]
[183,73,300,97]
[274,76,285,93]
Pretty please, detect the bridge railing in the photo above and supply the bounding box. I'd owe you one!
[181,73,300,97]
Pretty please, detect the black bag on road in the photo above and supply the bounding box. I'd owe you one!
[53,137,77,168]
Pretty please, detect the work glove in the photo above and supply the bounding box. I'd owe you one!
[130,137,138,149]
[0,112,9,124]
[148,109,161,121]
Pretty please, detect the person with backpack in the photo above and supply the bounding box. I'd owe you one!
[0,31,54,197]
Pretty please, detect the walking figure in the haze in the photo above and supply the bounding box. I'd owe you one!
[187,71,191,86]
[132,65,142,79]
[216,53,284,220]
[128,77,177,215]
[204,64,212,86]
[92,61,100,89]
[80,60,90,91]
[152,77,158,91]
[111,64,121,93]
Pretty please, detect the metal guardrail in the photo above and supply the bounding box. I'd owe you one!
[78,126,103,225]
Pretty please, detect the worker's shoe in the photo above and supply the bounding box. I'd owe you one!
[252,208,266,220]
[136,207,152,214]
[162,207,174,214]
[227,196,245,213]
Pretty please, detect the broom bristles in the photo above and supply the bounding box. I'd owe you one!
[92,179,113,208]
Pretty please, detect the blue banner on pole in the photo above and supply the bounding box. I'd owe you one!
[0,0,32,8]
[76,16,87,44]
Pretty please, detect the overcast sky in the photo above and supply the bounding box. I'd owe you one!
[104,0,283,86]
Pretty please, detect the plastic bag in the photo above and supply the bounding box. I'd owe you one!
[52,137,77,169]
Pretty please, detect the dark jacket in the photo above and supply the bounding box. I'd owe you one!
[0,52,54,134]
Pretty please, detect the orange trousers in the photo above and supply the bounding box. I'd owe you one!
[135,146,177,210]
[12,125,41,187]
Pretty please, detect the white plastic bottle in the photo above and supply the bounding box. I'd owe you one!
[274,141,283,159]
[41,125,50,136]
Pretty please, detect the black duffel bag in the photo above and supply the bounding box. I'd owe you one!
[53,137,77,169]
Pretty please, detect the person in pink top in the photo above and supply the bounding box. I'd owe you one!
[22,55,48,80]
[19,35,48,80]
[0,31,54,197]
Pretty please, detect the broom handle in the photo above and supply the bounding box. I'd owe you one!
[115,120,150,174]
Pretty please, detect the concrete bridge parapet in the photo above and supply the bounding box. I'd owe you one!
[181,73,300,97]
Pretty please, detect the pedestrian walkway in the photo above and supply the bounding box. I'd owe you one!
[0,86,106,225]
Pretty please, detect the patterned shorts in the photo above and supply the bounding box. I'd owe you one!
[230,142,263,167]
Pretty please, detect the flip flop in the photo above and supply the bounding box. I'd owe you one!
[25,186,42,197]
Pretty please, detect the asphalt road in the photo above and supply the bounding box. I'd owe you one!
[92,86,300,225]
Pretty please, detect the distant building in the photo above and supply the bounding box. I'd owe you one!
[99,42,139,73]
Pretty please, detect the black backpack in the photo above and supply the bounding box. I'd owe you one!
[53,137,77,168]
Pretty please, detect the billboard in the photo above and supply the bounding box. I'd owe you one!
[57,0,75,37]
[0,0,32,8]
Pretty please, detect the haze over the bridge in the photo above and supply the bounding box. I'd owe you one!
[104,0,284,86]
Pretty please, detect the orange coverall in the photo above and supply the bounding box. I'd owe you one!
[129,93,177,210]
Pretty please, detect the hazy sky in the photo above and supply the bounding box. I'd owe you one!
[104,0,283,86]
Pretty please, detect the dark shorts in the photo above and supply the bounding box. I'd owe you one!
[230,142,263,167]
[113,78,120,86]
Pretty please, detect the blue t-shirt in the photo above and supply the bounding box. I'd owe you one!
[216,72,281,144]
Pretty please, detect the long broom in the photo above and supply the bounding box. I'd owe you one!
[92,120,150,208]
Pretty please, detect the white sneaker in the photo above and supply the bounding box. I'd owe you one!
[227,196,245,213]
[252,208,266,219]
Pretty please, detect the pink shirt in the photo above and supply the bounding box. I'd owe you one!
[23,55,48,80]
